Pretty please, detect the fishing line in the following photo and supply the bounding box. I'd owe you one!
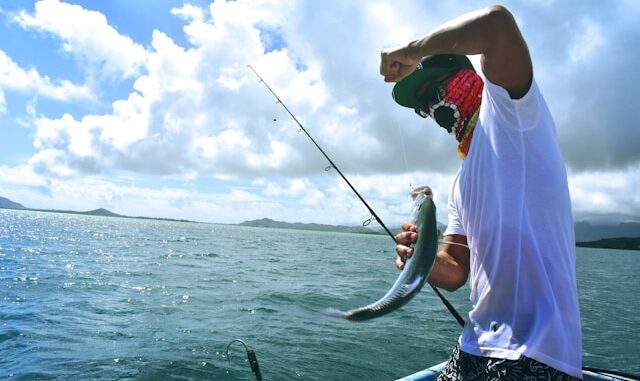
[440,241,470,249]
[393,118,414,190]
[247,65,465,328]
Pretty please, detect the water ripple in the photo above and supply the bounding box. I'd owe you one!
[1,210,639,380]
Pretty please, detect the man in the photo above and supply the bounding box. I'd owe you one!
[380,5,582,380]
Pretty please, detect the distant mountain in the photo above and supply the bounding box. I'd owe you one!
[81,208,122,217]
[0,196,25,209]
[0,196,184,222]
[576,237,640,251]
[2,195,639,244]
[241,218,640,243]
[239,218,383,235]
[574,221,640,241]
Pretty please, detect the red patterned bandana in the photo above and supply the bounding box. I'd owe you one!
[425,69,483,159]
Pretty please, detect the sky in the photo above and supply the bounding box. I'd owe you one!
[0,0,639,227]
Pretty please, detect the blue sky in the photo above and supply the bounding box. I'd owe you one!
[0,0,639,226]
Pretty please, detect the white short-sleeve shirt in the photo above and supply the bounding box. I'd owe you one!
[444,77,582,378]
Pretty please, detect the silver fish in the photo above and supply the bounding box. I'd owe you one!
[321,193,438,321]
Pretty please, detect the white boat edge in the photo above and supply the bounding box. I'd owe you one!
[396,362,640,381]
[395,361,447,381]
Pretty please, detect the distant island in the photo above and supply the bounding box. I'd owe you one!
[1,196,638,248]
[238,217,449,237]
[239,217,384,235]
[0,196,193,223]
[576,237,640,251]
[0,196,25,210]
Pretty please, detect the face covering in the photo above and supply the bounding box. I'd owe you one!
[416,68,484,159]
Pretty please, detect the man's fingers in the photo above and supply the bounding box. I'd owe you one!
[396,243,414,259]
[384,74,400,83]
[401,222,417,232]
[395,231,417,245]
[380,51,400,76]
[380,51,389,76]
[395,244,414,270]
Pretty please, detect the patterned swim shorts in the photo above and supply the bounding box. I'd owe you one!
[437,344,581,381]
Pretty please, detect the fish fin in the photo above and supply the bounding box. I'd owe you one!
[320,308,349,319]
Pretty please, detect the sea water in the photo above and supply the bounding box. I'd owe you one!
[1,209,638,380]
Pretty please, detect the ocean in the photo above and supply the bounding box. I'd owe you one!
[1,209,638,380]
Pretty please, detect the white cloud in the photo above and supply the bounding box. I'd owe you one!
[19,1,336,180]
[28,148,78,178]
[262,178,325,206]
[2,158,639,227]
[170,4,205,23]
[13,0,147,79]
[569,165,640,223]
[0,87,5,113]
[0,167,322,224]
[569,18,605,63]
[0,0,638,226]
[0,164,49,188]
[195,129,251,159]
[0,49,91,101]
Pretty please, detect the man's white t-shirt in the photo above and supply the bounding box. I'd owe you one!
[444,76,582,378]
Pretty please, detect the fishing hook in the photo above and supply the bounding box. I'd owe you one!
[225,339,264,381]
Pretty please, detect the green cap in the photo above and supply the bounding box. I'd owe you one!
[392,54,474,109]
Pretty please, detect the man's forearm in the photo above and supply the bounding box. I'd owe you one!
[404,6,516,62]
[382,5,531,96]
[427,250,468,292]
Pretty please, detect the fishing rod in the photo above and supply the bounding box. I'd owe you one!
[247,65,465,328]
[247,64,395,238]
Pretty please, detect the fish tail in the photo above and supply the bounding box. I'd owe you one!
[320,308,349,319]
